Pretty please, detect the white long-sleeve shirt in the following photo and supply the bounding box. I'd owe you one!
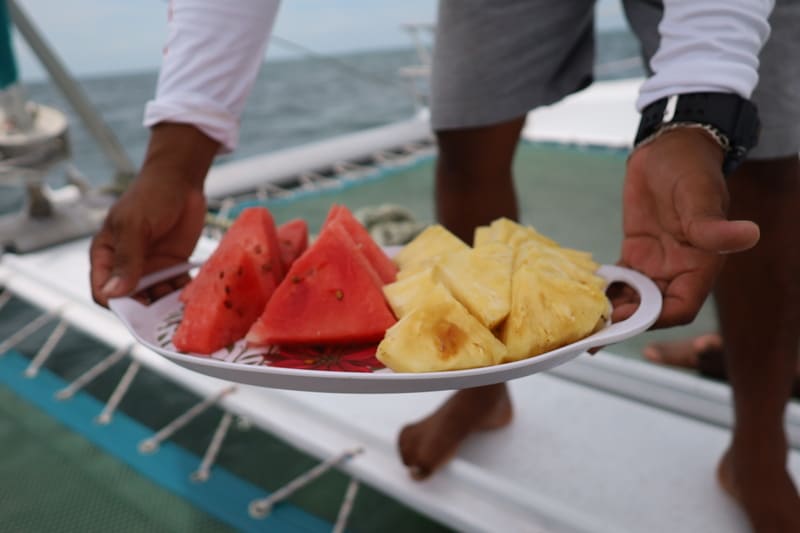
[144,0,774,152]
[143,0,280,152]
[636,0,774,109]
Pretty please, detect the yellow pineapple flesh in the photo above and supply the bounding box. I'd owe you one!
[436,242,513,328]
[377,283,507,372]
[488,217,558,248]
[392,224,468,274]
[382,267,439,319]
[499,265,610,362]
[514,241,605,291]
[473,226,492,247]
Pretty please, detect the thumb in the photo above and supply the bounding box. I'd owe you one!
[103,224,148,298]
[679,179,760,253]
[683,213,760,254]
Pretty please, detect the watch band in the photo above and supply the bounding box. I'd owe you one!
[634,92,761,176]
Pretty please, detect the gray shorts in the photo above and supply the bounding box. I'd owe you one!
[430,0,800,159]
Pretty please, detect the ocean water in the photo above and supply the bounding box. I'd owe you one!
[10,29,644,191]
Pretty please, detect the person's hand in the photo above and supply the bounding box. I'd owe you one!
[612,128,760,328]
[90,123,220,306]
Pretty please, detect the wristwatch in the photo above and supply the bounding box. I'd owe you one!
[634,92,761,176]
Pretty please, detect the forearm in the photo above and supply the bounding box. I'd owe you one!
[637,0,774,110]
[144,0,280,152]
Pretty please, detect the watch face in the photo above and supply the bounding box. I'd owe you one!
[662,95,679,122]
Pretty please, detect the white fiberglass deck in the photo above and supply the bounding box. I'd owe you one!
[2,238,799,533]
[524,78,642,148]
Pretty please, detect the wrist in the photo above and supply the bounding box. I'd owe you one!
[635,126,725,167]
[627,126,727,185]
[139,122,221,191]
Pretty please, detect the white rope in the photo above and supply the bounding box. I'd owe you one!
[191,411,234,482]
[0,308,59,356]
[55,344,132,400]
[138,385,236,454]
[249,447,363,519]
[332,478,360,533]
[95,360,140,425]
[24,318,68,378]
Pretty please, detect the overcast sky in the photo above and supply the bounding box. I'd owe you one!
[12,0,627,81]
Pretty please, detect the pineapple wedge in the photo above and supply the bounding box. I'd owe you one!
[473,226,491,247]
[377,283,508,372]
[382,267,439,319]
[487,217,558,248]
[393,224,469,278]
[499,265,609,362]
[436,242,513,328]
[514,241,605,291]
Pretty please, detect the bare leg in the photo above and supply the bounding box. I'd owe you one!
[715,156,800,531]
[398,116,525,480]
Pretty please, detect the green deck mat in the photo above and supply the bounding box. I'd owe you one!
[0,385,235,533]
[0,299,452,533]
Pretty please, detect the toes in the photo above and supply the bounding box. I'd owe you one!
[642,345,664,363]
[643,339,702,369]
[397,424,421,467]
[397,424,441,480]
[408,465,432,481]
[693,333,723,353]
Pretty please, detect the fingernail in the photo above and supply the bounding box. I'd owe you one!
[102,276,123,295]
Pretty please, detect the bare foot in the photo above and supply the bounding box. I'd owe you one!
[398,383,512,480]
[717,446,800,532]
[643,333,723,368]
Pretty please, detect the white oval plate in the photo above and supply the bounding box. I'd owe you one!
[109,261,661,394]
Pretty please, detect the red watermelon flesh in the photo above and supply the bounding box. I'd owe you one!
[246,222,396,346]
[277,219,308,271]
[173,245,268,354]
[321,204,343,229]
[324,204,397,284]
[181,207,283,304]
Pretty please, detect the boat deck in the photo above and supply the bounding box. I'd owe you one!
[2,78,799,532]
[2,237,799,533]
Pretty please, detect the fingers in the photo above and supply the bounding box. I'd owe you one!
[89,228,115,306]
[606,280,640,323]
[106,219,148,299]
[133,275,190,304]
[89,215,149,306]
[653,271,712,328]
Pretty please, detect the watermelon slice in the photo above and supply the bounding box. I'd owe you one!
[173,245,269,354]
[321,204,343,228]
[181,207,284,304]
[246,223,396,346]
[323,204,397,284]
[276,219,308,271]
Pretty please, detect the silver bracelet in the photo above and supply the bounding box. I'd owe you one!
[633,122,731,153]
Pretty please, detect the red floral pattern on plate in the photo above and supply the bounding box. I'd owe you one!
[263,344,384,372]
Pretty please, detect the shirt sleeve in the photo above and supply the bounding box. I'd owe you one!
[144,0,280,152]
[636,0,774,110]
